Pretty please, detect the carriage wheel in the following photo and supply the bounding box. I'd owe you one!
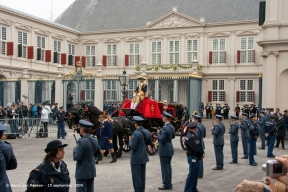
[122,134,131,152]
[180,126,188,151]
[146,132,158,155]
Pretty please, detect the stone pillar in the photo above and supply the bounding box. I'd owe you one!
[54,75,63,107]
[162,35,167,64]
[94,77,103,110]
[145,36,149,64]
[199,33,204,65]
[173,79,178,103]
[154,79,159,101]
[188,75,202,115]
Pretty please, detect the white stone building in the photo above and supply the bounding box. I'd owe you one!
[0,0,285,113]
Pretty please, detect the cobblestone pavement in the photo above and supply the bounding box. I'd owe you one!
[6,119,286,192]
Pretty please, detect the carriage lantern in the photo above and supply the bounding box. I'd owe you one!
[118,70,130,102]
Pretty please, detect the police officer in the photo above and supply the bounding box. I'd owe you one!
[211,114,225,170]
[194,115,206,178]
[258,110,266,150]
[73,120,100,192]
[229,115,239,164]
[129,116,152,192]
[205,103,211,119]
[0,123,17,192]
[265,114,276,158]
[157,111,175,190]
[184,122,205,192]
[240,113,249,159]
[248,114,259,166]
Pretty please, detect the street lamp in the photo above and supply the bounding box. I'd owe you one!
[118,70,130,102]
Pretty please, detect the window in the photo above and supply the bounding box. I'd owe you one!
[104,80,116,101]
[86,45,96,67]
[212,80,225,102]
[240,37,255,63]
[37,36,45,61]
[212,39,226,64]
[86,81,95,100]
[54,40,61,64]
[239,80,254,102]
[68,43,75,65]
[168,84,174,103]
[152,42,161,64]
[128,80,138,98]
[18,31,27,58]
[0,26,6,55]
[169,41,179,64]
[129,43,139,65]
[187,39,198,63]
[107,44,117,66]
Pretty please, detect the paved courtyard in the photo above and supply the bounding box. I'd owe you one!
[5,119,285,192]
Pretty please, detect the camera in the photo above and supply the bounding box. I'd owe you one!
[262,160,287,177]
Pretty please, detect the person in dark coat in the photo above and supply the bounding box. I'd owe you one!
[205,103,211,119]
[129,116,152,192]
[98,112,117,163]
[26,140,70,192]
[54,107,66,139]
[240,113,249,159]
[73,120,100,192]
[66,92,73,111]
[211,114,225,170]
[0,106,6,123]
[265,114,276,158]
[229,115,239,164]
[157,111,175,190]
[0,124,17,192]
[248,114,259,166]
[275,113,285,149]
[258,111,266,150]
[194,115,206,178]
[235,104,240,118]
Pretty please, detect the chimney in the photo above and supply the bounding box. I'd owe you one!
[200,17,205,23]
[172,6,177,12]
[146,21,151,26]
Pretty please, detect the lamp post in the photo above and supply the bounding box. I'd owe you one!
[118,70,130,102]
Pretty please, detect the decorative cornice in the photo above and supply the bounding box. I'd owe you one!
[236,30,259,36]
[82,39,99,44]
[185,33,200,39]
[149,35,163,40]
[208,32,230,38]
[103,38,120,43]
[15,23,32,31]
[167,34,181,39]
[34,29,49,36]
[52,34,65,40]
[0,17,12,26]
[125,37,144,42]
[260,51,279,57]
[67,38,79,44]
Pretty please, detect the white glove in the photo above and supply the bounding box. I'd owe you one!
[133,93,136,97]
[137,93,140,96]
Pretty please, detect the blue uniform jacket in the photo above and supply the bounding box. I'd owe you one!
[157,122,175,156]
[240,118,250,139]
[0,140,17,192]
[230,121,239,143]
[129,127,151,164]
[265,120,276,136]
[99,120,113,150]
[134,84,147,94]
[258,116,266,131]
[196,123,206,149]
[73,134,96,179]
[212,122,225,145]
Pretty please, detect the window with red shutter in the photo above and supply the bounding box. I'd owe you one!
[45,50,51,62]
[209,51,212,64]
[236,91,240,102]
[237,50,240,64]
[61,53,66,65]
[208,91,212,102]
[27,46,34,59]
[75,56,80,66]
[125,54,129,66]
[81,56,86,68]
[102,55,107,67]
[7,42,13,56]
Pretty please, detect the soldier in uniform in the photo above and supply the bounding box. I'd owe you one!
[240,113,249,159]
[129,116,152,192]
[205,103,211,119]
[0,123,17,192]
[130,76,147,109]
[157,111,175,190]
[98,112,117,163]
[73,120,100,192]
[258,111,266,150]
[211,114,225,170]
[229,115,239,164]
[265,114,276,158]
[248,114,259,166]
[223,104,230,119]
[194,115,206,178]
[183,122,205,192]
[235,104,240,118]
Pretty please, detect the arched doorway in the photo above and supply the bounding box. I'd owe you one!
[0,75,7,106]
[279,69,288,109]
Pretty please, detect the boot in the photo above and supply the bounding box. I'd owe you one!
[109,152,117,163]
[98,153,103,161]
[94,157,99,164]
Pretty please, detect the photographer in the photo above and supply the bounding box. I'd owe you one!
[41,104,50,138]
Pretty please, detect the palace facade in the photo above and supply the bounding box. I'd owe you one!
[0,0,287,113]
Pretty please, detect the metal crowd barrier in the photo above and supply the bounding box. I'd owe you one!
[1,118,59,138]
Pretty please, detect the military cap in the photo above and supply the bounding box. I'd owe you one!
[215,114,223,119]
[162,111,172,118]
[44,140,68,153]
[79,120,94,128]
[137,76,146,80]
[230,115,238,119]
[0,123,6,131]
[259,110,265,114]
[187,122,198,129]
[284,110,288,113]
[250,114,256,119]
[132,116,145,122]
[242,112,248,116]
[194,115,202,119]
